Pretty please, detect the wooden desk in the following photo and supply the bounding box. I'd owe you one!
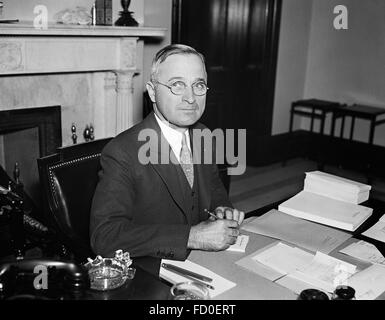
[186,198,385,300]
[85,265,171,300]
[0,256,171,300]
[188,230,297,300]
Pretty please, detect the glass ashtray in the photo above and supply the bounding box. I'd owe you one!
[84,250,136,291]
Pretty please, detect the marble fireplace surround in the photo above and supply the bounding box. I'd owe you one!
[0,24,165,144]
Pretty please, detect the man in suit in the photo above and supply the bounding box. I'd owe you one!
[90,44,244,260]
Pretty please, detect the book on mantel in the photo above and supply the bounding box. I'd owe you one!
[278,191,372,231]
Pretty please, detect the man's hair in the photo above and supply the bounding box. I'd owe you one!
[150,44,206,82]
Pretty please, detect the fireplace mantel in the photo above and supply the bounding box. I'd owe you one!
[0,23,166,75]
[0,23,166,37]
[0,23,166,136]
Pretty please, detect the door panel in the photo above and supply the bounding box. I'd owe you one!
[173,0,281,151]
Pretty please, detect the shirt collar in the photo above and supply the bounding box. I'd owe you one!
[154,113,191,161]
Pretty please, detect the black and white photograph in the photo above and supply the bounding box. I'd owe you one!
[0,0,384,312]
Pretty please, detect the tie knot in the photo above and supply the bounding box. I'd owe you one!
[181,133,188,146]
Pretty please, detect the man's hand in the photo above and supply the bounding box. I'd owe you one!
[187,219,240,251]
[213,206,245,225]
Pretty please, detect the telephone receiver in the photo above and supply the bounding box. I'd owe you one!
[0,259,90,300]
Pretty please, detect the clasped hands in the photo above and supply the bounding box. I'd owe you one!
[188,207,245,251]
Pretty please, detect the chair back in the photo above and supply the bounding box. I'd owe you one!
[37,138,112,262]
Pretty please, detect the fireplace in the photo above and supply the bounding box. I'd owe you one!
[0,23,165,215]
[0,106,62,213]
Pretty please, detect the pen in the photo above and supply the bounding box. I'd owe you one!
[204,208,222,220]
[162,264,215,290]
[161,263,213,283]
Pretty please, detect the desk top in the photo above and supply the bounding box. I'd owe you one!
[186,198,385,300]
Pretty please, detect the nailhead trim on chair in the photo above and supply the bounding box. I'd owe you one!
[48,153,101,209]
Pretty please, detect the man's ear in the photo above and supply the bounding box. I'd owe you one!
[146,81,156,103]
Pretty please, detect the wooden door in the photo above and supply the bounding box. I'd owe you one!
[172,0,281,137]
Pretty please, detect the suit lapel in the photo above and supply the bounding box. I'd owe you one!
[145,114,191,221]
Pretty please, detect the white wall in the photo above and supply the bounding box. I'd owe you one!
[143,0,172,86]
[272,0,313,135]
[303,0,385,145]
[273,0,385,146]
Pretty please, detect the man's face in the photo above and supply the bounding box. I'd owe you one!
[147,54,207,129]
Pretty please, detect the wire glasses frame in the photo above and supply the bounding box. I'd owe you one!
[154,80,209,96]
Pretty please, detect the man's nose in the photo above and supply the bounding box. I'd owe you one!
[182,86,196,104]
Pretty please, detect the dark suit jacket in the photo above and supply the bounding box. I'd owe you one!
[90,112,232,260]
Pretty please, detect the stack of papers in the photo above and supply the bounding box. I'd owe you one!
[340,240,385,266]
[250,242,357,293]
[348,265,385,300]
[252,242,314,275]
[289,252,357,293]
[278,191,372,231]
[159,259,236,298]
[304,171,371,204]
[226,234,249,252]
[242,209,351,254]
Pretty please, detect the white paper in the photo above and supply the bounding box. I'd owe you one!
[226,234,249,252]
[348,265,385,300]
[290,252,357,293]
[252,242,314,275]
[241,209,351,254]
[278,191,372,231]
[305,171,371,193]
[159,259,236,298]
[362,215,385,243]
[235,242,287,282]
[340,240,385,266]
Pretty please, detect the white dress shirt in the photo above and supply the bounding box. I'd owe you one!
[154,113,192,162]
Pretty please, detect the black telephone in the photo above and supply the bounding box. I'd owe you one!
[0,259,90,300]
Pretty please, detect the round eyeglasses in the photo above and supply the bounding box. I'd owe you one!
[154,80,209,96]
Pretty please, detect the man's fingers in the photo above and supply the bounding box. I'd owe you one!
[213,207,244,224]
[224,207,233,220]
[238,210,245,225]
[232,209,240,224]
[215,207,225,219]
[208,215,216,222]
[225,219,239,229]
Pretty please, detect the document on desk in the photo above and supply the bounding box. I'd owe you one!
[242,209,351,254]
[159,259,236,298]
[252,242,314,275]
[362,214,385,243]
[347,265,385,300]
[289,252,357,293]
[235,241,314,282]
[340,240,385,266]
[226,234,249,252]
[278,191,372,231]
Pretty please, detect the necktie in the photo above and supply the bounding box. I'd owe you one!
[180,133,194,188]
